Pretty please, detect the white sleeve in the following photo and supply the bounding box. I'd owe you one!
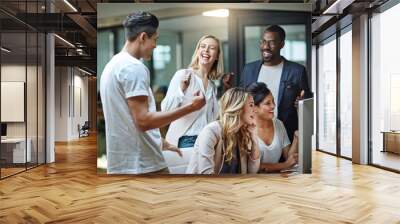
[118,64,149,99]
[277,119,291,148]
[211,84,220,121]
[161,69,187,112]
[196,124,220,174]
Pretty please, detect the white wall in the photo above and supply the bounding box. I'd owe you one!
[72,72,89,138]
[1,65,42,137]
[1,63,46,164]
[55,67,89,141]
[55,66,68,141]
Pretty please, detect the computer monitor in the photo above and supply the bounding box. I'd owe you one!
[1,123,7,137]
[298,98,314,174]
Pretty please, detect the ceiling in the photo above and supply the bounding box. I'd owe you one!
[98,3,312,19]
[0,0,97,74]
[159,15,227,32]
[97,3,312,28]
[311,0,389,40]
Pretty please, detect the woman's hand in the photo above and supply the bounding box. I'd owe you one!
[222,72,234,91]
[284,153,298,168]
[289,130,299,156]
[180,71,191,93]
[294,130,299,138]
[247,123,258,140]
[162,139,183,157]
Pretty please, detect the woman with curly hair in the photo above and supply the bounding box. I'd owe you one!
[247,82,298,173]
[186,87,260,174]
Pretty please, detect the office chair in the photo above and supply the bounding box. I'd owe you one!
[79,121,90,138]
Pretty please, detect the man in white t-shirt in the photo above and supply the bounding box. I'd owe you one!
[240,25,311,142]
[100,12,205,174]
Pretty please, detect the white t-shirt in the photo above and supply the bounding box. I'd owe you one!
[257,61,284,116]
[100,51,166,174]
[258,118,291,164]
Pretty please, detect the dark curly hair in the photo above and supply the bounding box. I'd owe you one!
[246,82,272,106]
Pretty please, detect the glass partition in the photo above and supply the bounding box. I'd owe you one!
[317,36,337,155]
[27,31,38,169]
[0,1,46,179]
[1,30,28,177]
[371,3,400,171]
[339,29,352,158]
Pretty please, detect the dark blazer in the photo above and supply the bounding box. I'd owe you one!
[240,57,311,141]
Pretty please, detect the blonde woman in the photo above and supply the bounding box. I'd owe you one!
[161,35,224,173]
[162,35,224,147]
[186,87,260,174]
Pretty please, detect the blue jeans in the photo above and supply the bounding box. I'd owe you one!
[177,135,197,148]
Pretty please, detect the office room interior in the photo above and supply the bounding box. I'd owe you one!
[96,3,313,174]
[0,0,400,223]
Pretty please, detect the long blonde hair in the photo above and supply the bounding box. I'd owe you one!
[219,88,253,163]
[188,35,224,80]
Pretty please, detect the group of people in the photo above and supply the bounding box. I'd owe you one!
[100,11,311,175]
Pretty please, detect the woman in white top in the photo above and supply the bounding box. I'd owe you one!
[186,87,260,174]
[247,82,299,172]
[161,35,224,148]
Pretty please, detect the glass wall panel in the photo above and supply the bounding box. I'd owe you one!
[97,31,114,88]
[1,30,27,177]
[0,1,46,178]
[117,28,125,53]
[38,33,45,165]
[339,29,352,158]
[371,3,400,171]
[317,37,337,154]
[27,31,38,169]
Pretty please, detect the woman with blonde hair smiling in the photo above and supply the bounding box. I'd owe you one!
[161,35,225,173]
[186,87,260,174]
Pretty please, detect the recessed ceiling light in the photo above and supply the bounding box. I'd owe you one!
[322,0,352,15]
[202,9,229,18]
[1,47,11,53]
[78,67,92,76]
[54,34,75,48]
[63,0,78,12]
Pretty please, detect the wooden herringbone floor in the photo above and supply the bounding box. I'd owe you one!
[1,135,400,224]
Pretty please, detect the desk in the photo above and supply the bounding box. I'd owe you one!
[1,138,31,163]
[382,131,400,154]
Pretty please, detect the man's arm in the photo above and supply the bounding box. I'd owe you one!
[294,67,312,108]
[300,67,312,98]
[127,91,205,132]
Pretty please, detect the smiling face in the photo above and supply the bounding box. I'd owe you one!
[241,95,256,126]
[196,37,219,67]
[260,31,284,64]
[254,93,275,121]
